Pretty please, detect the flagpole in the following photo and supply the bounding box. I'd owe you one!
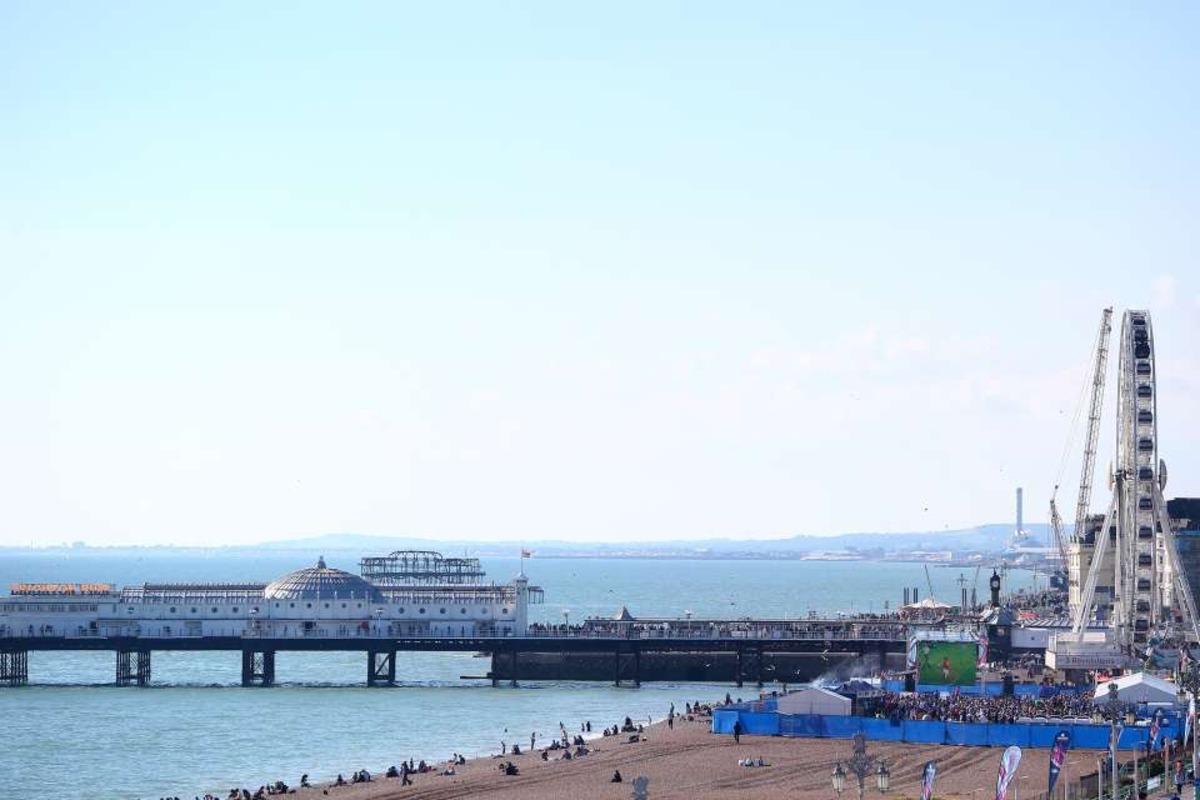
[1190,690,1197,788]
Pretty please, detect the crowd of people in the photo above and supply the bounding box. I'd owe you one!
[531,617,912,642]
[874,690,1096,723]
[171,700,716,799]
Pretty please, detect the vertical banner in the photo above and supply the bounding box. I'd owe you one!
[1187,694,1195,746]
[1048,731,1071,795]
[921,760,938,800]
[996,745,1023,800]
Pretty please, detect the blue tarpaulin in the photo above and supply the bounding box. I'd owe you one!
[715,709,1169,750]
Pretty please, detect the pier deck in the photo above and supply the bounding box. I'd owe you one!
[0,629,908,687]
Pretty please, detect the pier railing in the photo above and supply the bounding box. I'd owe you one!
[1,619,917,642]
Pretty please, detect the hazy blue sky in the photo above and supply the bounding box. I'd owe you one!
[1,2,1197,547]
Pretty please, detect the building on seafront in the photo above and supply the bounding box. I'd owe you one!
[0,550,544,640]
[1067,496,1200,624]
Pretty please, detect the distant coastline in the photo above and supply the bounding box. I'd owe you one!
[0,544,1033,570]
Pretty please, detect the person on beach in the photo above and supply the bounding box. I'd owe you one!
[611,770,623,783]
[733,719,743,744]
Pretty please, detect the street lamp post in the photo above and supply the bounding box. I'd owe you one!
[563,610,570,636]
[1105,681,1123,800]
[832,733,890,800]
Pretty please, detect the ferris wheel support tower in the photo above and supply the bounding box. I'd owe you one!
[1071,310,1200,653]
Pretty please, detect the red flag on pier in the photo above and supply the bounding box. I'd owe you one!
[521,548,533,559]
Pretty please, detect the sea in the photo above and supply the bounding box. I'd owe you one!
[0,552,1037,800]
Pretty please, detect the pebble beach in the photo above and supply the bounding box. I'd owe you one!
[254,711,1106,800]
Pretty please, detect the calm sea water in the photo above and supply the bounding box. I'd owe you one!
[0,553,1035,800]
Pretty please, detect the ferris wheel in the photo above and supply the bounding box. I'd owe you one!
[1114,311,1160,645]
[1070,309,1199,652]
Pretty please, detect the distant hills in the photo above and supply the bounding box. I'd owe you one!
[0,520,1051,556]
[254,523,1050,557]
[4,523,1052,558]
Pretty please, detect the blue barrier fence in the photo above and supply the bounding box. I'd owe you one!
[712,710,1170,750]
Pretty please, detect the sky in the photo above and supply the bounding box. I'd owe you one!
[1,2,1198,547]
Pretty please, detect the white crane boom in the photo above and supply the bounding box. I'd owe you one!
[1074,307,1113,540]
[1049,494,1069,567]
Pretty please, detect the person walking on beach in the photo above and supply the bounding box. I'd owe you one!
[531,732,537,751]
[733,720,743,744]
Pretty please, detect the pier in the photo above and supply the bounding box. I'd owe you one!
[0,551,922,687]
[0,623,908,687]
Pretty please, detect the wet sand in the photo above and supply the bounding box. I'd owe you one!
[284,715,1109,800]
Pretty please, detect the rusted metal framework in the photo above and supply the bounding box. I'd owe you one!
[359,550,488,586]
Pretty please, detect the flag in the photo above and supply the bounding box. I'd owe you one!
[978,634,990,667]
[1150,714,1161,748]
[921,760,938,800]
[1186,694,1195,746]
[995,745,1022,800]
[1048,731,1071,795]
[520,548,533,559]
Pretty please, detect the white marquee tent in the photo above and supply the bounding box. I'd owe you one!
[1092,672,1179,706]
[776,687,852,716]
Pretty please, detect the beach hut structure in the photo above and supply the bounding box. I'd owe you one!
[1092,672,1179,706]
[834,680,884,715]
[776,687,852,716]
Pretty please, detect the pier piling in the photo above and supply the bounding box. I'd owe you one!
[241,649,275,687]
[116,650,151,686]
[367,650,396,686]
[0,650,27,686]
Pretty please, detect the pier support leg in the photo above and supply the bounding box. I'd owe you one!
[367,650,396,686]
[613,649,639,686]
[116,650,151,686]
[241,650,275,687]
[509,650,518,687]
[0,650,28,686]
[735,650,744,688]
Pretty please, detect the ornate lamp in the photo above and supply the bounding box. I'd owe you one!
[832,762,847,795]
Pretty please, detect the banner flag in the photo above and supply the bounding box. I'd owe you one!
[1048,731,1071,795]
[1187,694,1195,746]
[921,760,938,800]
[995,745,1023,800]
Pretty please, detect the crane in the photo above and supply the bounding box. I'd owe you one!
[1069,308,1115,636]
[1049,491,1070,575]
[1074,307,1113,542]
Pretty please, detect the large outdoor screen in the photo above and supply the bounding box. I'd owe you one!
[915,640,977,686]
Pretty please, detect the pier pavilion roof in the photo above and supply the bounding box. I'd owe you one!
[264,557,383,603]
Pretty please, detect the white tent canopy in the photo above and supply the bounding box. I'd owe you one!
[1092,672,1179,706]
[903,597,952,610]
[776,687,852,716]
